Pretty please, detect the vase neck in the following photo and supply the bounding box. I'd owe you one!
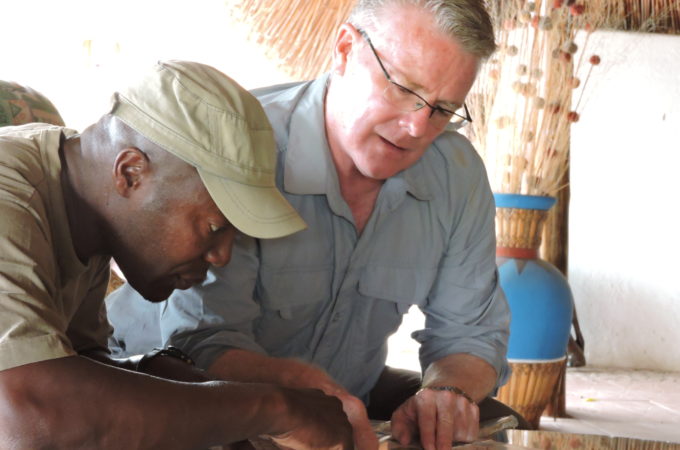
[495,207,550,257]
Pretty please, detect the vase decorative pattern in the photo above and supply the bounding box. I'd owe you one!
[493,193,574,429]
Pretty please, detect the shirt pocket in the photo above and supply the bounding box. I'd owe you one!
[358,265,437,314]
[257,266,332,320]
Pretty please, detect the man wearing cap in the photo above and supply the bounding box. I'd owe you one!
[0,60,353,449]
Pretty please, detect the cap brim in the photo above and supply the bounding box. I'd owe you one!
[198,169,306,239]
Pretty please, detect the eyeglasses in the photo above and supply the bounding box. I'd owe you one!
[357,28,472,127]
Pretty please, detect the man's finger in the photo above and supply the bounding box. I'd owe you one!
[454,395,479,443]
[415,389,438,450]
[347,405,378,450]
[390,398,416,445]
[338,392,378,450]
[353,423,379,450]
[434,391,455,450]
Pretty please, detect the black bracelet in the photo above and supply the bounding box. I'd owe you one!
[427,385,476,404]
[136,346,195,372]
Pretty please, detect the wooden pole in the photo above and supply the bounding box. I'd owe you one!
[540,167,585,419]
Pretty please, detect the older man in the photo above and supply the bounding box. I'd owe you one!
[0,60,353,449]
[110,1,529,449]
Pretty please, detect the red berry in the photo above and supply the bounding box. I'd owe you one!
[570,4,585,15]
[589,54,601,65]
[531,15,540,28]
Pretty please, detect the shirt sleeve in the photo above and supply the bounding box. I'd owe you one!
[67,260,111,355]
[413,146,511,388]
[0,191,75,371]
[160,234,267,369]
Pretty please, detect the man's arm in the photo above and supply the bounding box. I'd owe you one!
[210,348,345,393]
[0,355,352,449]
[82,348,211,382]
[390,142,510,450]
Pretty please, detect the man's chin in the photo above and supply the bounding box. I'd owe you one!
[131,282,174,303]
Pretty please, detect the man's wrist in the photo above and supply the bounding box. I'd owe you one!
[258,385,298,436]
[136,346,195,373]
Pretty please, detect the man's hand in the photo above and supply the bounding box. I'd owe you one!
[264,387,354,450]
[390,388,479,450]
[282,363,378,450]
[389,353,498,450]
[210,351,378,450]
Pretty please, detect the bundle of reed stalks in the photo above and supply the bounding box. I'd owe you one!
[227,0,356,81]
[466,0,612,197]
[467,0,677,197]
[602,0,680,33]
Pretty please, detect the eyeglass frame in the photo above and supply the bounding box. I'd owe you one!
[356,27,473,125]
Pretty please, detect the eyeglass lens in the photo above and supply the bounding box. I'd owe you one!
[382,83,469,127]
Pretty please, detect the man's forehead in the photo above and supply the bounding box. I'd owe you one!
[362,26,473,107]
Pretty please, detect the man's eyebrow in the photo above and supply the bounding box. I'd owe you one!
[380,54,463,110]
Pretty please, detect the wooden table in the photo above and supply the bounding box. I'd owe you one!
[219,428,680,449]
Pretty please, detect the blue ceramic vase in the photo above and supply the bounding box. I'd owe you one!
[493,193,574,428]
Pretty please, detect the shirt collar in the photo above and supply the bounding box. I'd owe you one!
[283,74,332,195]
[401,158,433,201]
[283,73,433,202]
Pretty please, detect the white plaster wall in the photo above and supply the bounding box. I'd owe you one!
[570,31,680,371]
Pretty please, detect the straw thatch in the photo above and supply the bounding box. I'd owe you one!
[228,0,678,82]
[227,0,356,80]
[603,0,680,33]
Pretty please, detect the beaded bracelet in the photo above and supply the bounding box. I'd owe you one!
[136,346,195,372]
[427,385,476,405]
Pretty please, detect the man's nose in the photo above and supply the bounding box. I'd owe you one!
[204,233,234,267]
[399,106,431,138]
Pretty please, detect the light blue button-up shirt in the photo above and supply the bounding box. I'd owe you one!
[139,74,511,401]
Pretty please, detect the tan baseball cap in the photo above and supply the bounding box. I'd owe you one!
[109,60,306,239]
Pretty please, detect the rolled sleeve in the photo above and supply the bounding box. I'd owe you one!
[161,235,267,369]
[413,162,510,388]
[67,261,111,354]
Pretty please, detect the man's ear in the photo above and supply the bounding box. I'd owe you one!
[331,23,359,76]
[112,147,150,197]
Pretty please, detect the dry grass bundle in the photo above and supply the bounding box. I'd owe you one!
[468,0,678,197]
[602,0,680,33]
[227,0,356,80]
[467,0,611,197]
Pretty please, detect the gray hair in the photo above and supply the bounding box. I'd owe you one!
[348,0,496,59]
